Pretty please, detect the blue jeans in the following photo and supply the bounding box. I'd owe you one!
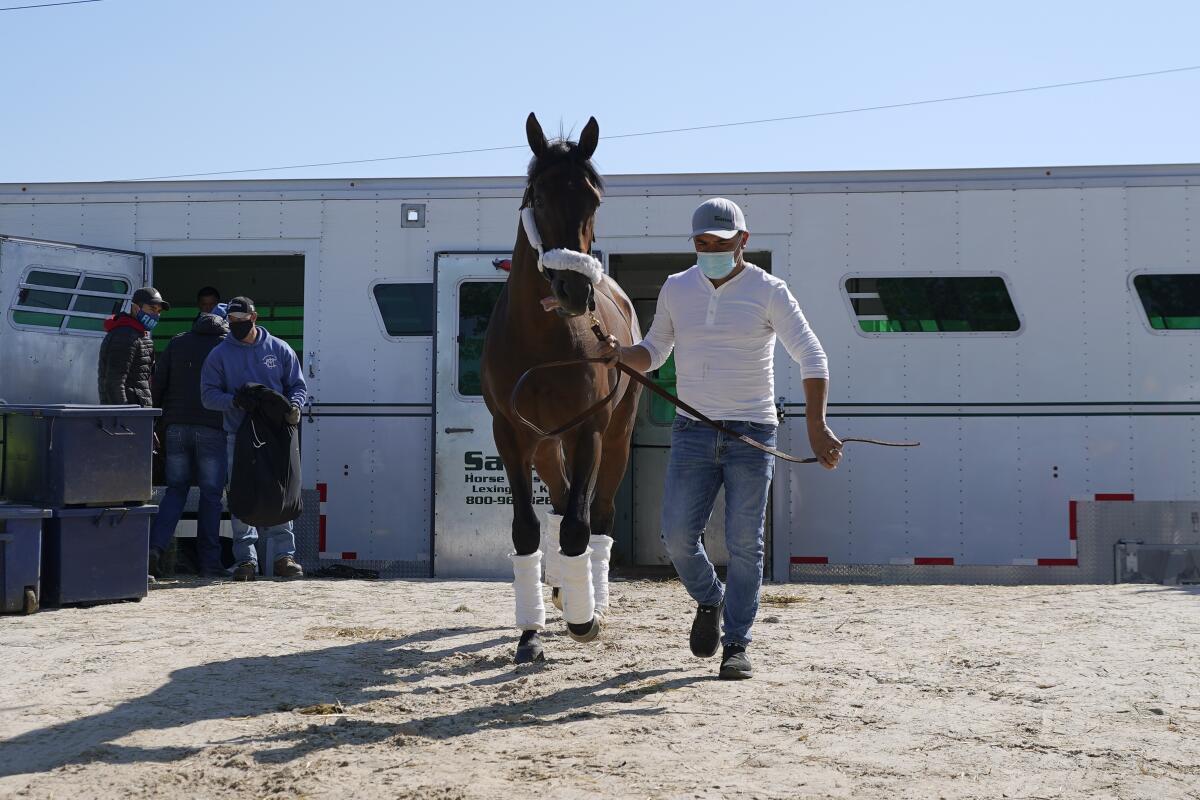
[661,416,776,647]
[226,436,296,566]
[149,424,227,572]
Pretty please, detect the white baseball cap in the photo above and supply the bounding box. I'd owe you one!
[691,197,748,239]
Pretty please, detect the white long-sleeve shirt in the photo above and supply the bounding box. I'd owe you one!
[637,264,828,425]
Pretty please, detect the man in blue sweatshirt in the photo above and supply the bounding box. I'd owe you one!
[201,296,307,581]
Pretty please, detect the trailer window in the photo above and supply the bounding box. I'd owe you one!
[458,281,505,396]
[9,268,129,335]
[373,283,434,337]
[1133,274,1200,330]
[844,276,1020,334]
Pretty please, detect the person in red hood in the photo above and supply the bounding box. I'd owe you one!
[98,287,169,406]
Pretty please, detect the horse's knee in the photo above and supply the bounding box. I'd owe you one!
[511,515,541,556]
[589,502,615,538]
[559,516,591,557]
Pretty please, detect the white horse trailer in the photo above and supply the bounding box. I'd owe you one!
[2,164,1198,584]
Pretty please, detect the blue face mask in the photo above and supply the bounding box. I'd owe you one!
[135,309,160,330]
[697,250,737,280]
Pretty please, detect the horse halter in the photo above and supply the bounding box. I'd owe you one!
[519,201,604,286]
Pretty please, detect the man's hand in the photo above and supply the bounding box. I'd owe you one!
[285,405,301,426]
[599,334,622,367]
[808,423,843,470]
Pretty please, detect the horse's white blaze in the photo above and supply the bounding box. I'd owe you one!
[521,206,603,285]
[589,534,613,613]
[558,548,596,625]
[510,551,546,631]
[543,513,563,588]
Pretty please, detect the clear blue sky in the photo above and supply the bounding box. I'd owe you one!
[1,0,1198,183]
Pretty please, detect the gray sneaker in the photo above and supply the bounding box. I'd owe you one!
[719,644,753,680]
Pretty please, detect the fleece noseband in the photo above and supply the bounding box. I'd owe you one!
[521,206,604,285]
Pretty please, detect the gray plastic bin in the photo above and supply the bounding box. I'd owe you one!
[42,505,156,606]
[0,504,49,614]
[0,404,161,507]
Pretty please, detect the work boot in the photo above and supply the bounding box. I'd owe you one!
[147,547,164,581]
[690,600,723,658]
[273,556,304,579]
[232,561,258,582]
[719,644,753,680]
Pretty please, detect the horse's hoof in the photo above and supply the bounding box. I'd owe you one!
[550,587,563,611]
[515,633,545,664]
[566,616,601,643]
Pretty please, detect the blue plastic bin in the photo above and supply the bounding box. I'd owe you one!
[0,404,160,507]
[42,505,157,606]
[0,504,48,614]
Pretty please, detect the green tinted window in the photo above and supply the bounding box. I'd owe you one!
[11,268,131,336]
[13,310,64,328]
[846,276,1019,333]
[27,270,78,289]
[19,288,72,310]
[373,283,433,336]
[66,316,105,332]
[72,295,123,315]
[458,281,504,397]
[1134,274,1200,330]
[81,276,130,294]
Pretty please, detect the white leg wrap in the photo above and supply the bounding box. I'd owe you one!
[559,548,596,626]
[510,551,546,631]
[589,535,614,613]
[543,513,563,588]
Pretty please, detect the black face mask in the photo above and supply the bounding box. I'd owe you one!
[230,320,254,340]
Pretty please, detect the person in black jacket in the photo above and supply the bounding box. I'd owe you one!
[197,286,221,316]
[147,309,229,578]
[98,287,168,406]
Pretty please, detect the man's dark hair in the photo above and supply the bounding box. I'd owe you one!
[197,286,221,301]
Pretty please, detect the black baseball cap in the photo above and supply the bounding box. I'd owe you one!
[226,296,256,315]
[132,287,170,311]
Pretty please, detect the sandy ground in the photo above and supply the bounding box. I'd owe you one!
[1,577,1199,800]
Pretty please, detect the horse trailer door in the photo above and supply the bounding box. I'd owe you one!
[0,235,146,405]
[433,253,554,578]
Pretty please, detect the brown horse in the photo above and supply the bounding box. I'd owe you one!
[481,113,641,664]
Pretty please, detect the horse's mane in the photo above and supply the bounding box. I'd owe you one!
[526,139,604,193]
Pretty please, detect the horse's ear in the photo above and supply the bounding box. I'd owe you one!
[526,113,548,158]
[578,117,599,160]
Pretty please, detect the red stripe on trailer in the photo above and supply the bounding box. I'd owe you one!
[317,482,328,502]
[1095,493,1134,502]
[790,556,829,564]
[318,515,327,552]
[914,557,954,565]
[1038,558,1078,566]
[1069,500,1078,540]
[341,551,357,560]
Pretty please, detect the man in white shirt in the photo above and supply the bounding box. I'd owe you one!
[603,198,841,680]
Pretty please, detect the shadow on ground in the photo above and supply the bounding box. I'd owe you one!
[0,626,491,776]
[0,625,707,777]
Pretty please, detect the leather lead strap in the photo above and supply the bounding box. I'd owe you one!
[511,315,920,464]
